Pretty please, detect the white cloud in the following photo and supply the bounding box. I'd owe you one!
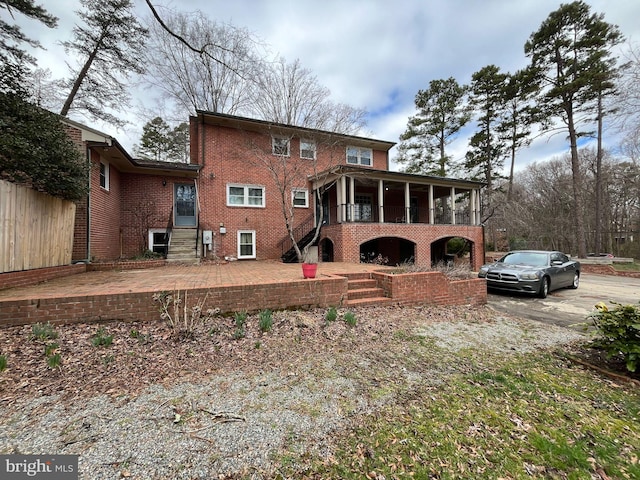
[13,0,640,172]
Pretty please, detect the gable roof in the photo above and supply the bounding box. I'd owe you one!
[61,117,200,178]
[194,110,396,152]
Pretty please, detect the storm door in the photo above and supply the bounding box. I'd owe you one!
[174,183,196,227]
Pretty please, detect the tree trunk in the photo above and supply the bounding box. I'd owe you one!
[60,39,103,117]
[566,111,587,258]
[594,92,603,255]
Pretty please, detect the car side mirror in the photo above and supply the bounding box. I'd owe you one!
[551,260,563,266]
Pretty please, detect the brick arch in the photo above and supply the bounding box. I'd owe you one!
[360,236,416,265]
[430,234,478,270]
[319,223,485,270]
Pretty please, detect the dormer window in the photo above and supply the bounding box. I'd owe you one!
[346,146,372,166]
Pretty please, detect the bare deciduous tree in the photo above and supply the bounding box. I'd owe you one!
[143,9,259,117]
[249,58,367,135]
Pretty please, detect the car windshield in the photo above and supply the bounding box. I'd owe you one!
[500,252,548,267]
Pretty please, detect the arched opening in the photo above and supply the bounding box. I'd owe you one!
[360,237,415,265]
[431,236,473,267]
[320,238,334,262]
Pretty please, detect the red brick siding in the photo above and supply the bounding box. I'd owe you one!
[118,175,187,258]
[321,223,485,271]
[62,124,90,262]
[88,149,122,261]
[193,121,392,260]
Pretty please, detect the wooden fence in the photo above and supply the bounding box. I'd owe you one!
[0,180,76,273]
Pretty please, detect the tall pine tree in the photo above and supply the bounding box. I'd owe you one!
[60,0,148,126]
[396,77,471,177]
[525,0,623,258]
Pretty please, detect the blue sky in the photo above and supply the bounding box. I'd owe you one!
[14,0,640,172]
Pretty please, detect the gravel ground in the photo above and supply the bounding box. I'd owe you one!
[0,305,586,479]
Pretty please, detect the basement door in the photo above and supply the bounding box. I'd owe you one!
[174,183,196,227]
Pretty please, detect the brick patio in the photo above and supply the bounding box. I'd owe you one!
[0,261,486,327]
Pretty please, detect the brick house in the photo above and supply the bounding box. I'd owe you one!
[65,112,486,270]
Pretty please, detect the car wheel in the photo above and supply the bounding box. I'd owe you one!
[570,272,580,289]
[538,277,549,298]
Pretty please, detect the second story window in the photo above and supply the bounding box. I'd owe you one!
[100,161,110,190]
[272,136,290,156]
[227,184,265,207]
[346,146,372,166]
[300,139,316,159]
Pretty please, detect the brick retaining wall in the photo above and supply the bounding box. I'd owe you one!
[0,264,86,291]
[0,275,348,327]
[373,271,487,306]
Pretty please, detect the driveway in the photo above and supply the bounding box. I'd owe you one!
[487,273,640,329]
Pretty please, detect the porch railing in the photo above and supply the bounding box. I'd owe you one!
[324,204,476,226]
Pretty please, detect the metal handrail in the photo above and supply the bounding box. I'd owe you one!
[164,206,173,257]
[278,214,316,257]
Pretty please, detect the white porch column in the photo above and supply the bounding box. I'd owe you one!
[429,184,434,224]
[404,182,410,223]
[476,188,482,225]
[339,176,347,223]
[349,177,355,222]
[450,187,456,225]
[378,179,384,223]
[470,189,477,225]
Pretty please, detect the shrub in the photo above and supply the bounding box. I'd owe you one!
[0,93,89,201]
[47,353,62,369]
[31,322,58,341]
[259,309,273,333]
[91,327,114,347]
[44,342,59,356]
[344,311,357,327]
[0,354,7,372]
[325,306,338,323]
[234,311,248,328]
[152,290,220,338]
[589,301,640,373]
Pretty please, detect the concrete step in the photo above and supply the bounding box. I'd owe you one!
[348,279,377,290]
[343,297,395,307]
[347,287,385,300]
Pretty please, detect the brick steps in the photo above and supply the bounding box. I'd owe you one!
[342,272,392,307]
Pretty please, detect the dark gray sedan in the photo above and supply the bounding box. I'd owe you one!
[478,250,580,298]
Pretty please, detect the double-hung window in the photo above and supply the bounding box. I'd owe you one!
[99,160,110,190]
[272,136,290,156]
[346,146,372,166]
[292,188,308,208]
[300,139,316,159]
[227,184,265,207]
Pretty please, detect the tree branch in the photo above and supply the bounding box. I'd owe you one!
[144,0,244,78]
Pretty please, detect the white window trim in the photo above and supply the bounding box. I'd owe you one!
[237,230,256,259]
[346,146,372,166]
[272,136,290,156]
[226,183,266,208]
[292,188,309,208]
[148,228,168,253]
[300,139,316,160]
[100,160,110,190]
